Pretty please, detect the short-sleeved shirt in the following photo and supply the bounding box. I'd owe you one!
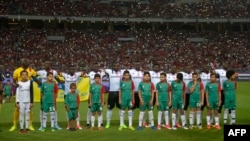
[13,67,37,82]
[41,82,58,104]
[65,92,80,109]
[138,82,155,101]
[120,80,135,100]
[89,83,105,104]
[171,81,186,101]
[205,82,221,102]
[223,80,236,101]
[156,82,171,102]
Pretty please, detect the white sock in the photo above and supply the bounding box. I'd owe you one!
[189,111,194,126]
[206,116,210,125]
[76,111,80,126]
[196,111,201,126]
[224,109,229,124]
[172,113,176,127]
[20,112,24,129]
[87,108,91,124]
[66,112,69,125]
[120,110,125,126]
[42,112,48,128]
[215,116,219,126]
[200,110,203,124]
[25,112,30,129]
[40,110,43,127]
[106,110,112,124]
[128,110,133,127]
[164,111,169,125]
[181,115,186,126]
[50,112,55,128]
[91,115,95,127]
[231,110,236,124]
[158,111,162,125]
[98,115,102,127]
[54,111,58,127]
[184,110,187,120]
[100,113,103,125]
[148,110,154,126]
[139,111,145,126]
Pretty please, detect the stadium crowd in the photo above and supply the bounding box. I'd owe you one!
[0,0,249,18]
[0,28,249,72]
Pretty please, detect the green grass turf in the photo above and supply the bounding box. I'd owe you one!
[0,82,249,141]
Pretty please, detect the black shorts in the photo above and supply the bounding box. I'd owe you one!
[132,92,140,110]
[201,93,207,111]
[0,90,3,95]
[107,91,120,110]
[184,93,190,110]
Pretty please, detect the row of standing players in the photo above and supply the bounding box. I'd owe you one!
[8,60,237,132]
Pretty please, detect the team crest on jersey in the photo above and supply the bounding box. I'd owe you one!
[209,86,212,88]
[227,84,229,87]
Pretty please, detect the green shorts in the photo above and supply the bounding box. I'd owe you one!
[140,101,153,111]
[91,103,102,113]
[172,99,184,110]
[189,98,201,108]
[68,108,77,120]
[5,93,11,96]
[158,101,169,111]
[121,99,133,109]
[224,100,236,110]
[42,103,55,112]
[208,101,219,110]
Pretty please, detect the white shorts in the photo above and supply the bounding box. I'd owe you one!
[20,102,30,114]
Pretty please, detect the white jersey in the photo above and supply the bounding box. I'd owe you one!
[37,69,58,83]
[130,69,143,92]
[200,72,210,88]
[167,73,176,84]
[106,69,122,92]
[88,70,105,84]
[215,69,227,89]
[149,71,162,92]
[62,72,81,94]
[16,80,32,103]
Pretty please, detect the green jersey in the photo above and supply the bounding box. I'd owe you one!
[205,82,220,102]
[223,80,236,101]
[41,82,56,104]
[188,81,204,100]
[138,82,155,101]
[4,85,11,95]
[89,83,105,104]
[65,92,79,109]
[120,80,135,100]
[156,82,171,102]
[171,81,186,101]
